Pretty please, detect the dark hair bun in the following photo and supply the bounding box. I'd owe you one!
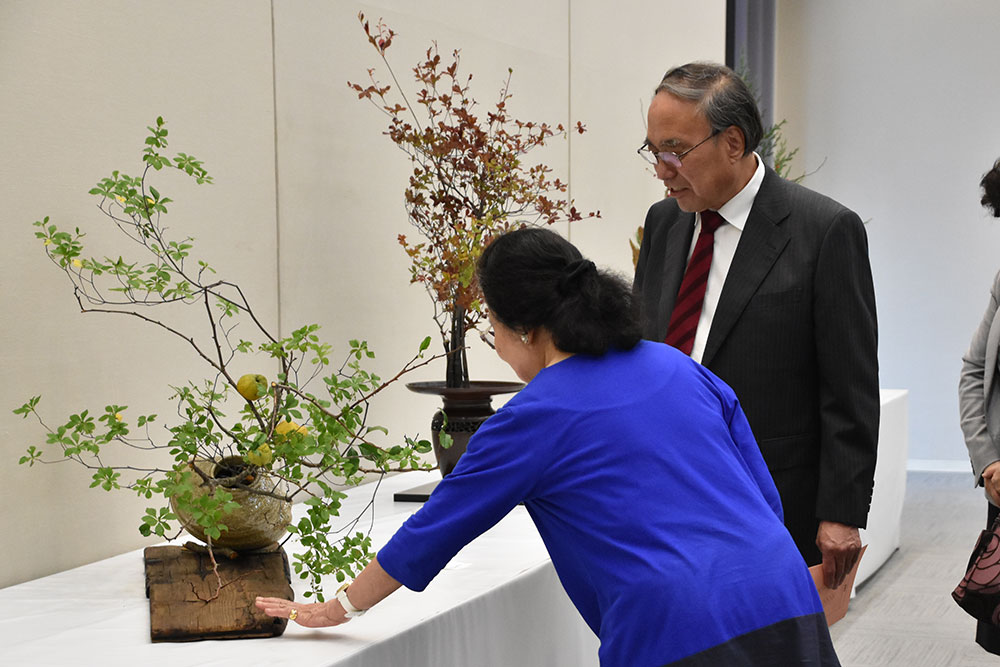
[477,227,640,356]
[557,259,597,296]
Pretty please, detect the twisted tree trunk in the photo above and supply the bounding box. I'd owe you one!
[445,304,469,388]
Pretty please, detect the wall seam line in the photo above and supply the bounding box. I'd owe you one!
[566,0,573,242]
[270,0,283,338]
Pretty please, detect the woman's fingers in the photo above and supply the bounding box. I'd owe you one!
[254,596,345,628]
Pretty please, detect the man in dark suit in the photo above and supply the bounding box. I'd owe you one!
[633,62,878,588]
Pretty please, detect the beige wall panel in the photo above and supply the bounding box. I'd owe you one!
[568,0,727,277]
[775,0,1000,464]
[0,0,277,587]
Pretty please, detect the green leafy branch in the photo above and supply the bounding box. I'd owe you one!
[17,118,445,600]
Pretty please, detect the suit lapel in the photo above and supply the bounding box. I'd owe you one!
[702,170,791,367]
[654,210,696,339]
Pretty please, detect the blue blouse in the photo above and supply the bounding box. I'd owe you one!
[377,340,826,666]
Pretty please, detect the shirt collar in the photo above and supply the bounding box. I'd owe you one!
[707,152,765,232]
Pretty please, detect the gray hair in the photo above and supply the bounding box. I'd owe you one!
[655,62,762,156]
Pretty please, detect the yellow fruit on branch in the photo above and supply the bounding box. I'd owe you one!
[236,373,268,401]
[246,443,273,467]
[275,420,308,437]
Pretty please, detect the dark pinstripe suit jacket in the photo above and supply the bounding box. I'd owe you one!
[633,166,879,563]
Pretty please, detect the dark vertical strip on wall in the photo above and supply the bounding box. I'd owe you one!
[725,0,737,70]
[725,0,776,131]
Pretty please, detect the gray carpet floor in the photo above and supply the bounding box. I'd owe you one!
[830,471,1000,665]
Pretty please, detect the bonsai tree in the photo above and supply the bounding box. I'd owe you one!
[349,13,598,388]
[14,117,441,601]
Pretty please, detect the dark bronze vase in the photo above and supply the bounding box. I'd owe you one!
[406,380,523,476]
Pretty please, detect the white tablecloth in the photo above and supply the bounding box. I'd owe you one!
[0,471,600,667]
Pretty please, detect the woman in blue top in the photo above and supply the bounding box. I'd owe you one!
[258,227,840,666]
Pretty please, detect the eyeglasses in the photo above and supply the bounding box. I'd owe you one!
[479,328,495,350]
[637,130,720,169]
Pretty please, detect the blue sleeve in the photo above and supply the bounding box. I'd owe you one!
[377,405,547,591]
[705,370,784,522]
[727,400,784,522]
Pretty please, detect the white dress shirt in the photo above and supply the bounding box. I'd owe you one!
[687,153,765,363]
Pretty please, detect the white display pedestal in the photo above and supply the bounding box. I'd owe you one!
[855,389,909,591]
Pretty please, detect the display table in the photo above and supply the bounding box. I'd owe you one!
[0,470,599,667]
[0,391,909,663]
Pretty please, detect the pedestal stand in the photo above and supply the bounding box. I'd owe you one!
[397,380,523,502]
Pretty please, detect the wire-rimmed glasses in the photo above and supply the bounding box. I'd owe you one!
[637,130,720,169]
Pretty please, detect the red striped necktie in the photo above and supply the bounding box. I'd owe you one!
[664,210,725,355]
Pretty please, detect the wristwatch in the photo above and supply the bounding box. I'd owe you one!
[336,582,367,618]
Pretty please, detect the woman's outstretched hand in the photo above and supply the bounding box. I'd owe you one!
[255,596,347,628]
[255,556,401,630]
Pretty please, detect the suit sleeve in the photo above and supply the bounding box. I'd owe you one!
[959,271,1000,484]
[812,210,880,527]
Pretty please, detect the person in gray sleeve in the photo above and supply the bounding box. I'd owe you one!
[959,157,1000,655]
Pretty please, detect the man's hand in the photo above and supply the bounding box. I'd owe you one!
[816,520,861,589]
[982,461,1000,505]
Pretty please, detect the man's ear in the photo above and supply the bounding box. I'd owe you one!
[722,125,746,161]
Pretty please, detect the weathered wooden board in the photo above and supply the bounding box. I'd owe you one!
[144,544,293,642]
